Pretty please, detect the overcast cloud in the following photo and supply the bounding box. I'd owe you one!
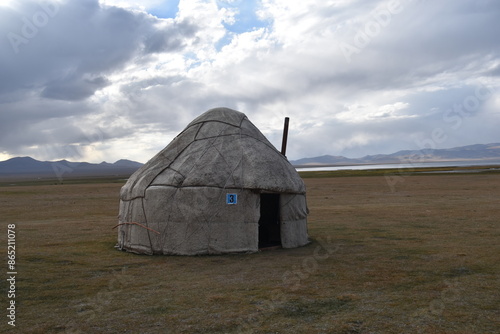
[1,0,499,163]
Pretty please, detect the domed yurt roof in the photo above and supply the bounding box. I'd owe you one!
[120,107,305,201]
[117,107,308,255]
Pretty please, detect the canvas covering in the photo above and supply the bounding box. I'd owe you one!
[117,107,308,255]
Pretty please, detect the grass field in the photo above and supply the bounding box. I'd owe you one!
[0,171,499,333]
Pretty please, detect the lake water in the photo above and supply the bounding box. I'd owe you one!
[295,160,500,172]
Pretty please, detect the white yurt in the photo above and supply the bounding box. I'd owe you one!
[117,107,308,255]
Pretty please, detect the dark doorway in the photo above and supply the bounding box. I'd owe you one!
[258,193,281,248]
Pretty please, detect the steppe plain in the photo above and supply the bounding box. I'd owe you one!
[0,167,499,333]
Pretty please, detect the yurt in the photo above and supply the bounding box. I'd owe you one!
[117,107,309,255]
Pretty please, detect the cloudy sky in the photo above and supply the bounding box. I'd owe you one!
[1,0,499,163]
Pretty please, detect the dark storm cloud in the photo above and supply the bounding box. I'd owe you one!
[337,0,500,85]
[0,0,499,162]
[41,75,110,101]
[0,0,203,159]
[0,0,195,100]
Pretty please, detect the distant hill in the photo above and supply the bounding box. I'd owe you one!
[2,143,500,180]
[0,157,143,180]
[290,143,500,166]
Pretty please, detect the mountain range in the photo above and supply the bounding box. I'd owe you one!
[1,143,500,179]
[0,157,142,180]
[290,143,500,166]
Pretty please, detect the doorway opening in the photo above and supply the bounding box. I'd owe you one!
[258,193,281,248]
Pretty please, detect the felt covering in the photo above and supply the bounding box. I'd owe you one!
[117,107,308,255]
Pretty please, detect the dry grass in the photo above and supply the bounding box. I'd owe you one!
[0,173,499,333]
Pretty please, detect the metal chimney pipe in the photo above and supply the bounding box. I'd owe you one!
[280,117,290,157]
